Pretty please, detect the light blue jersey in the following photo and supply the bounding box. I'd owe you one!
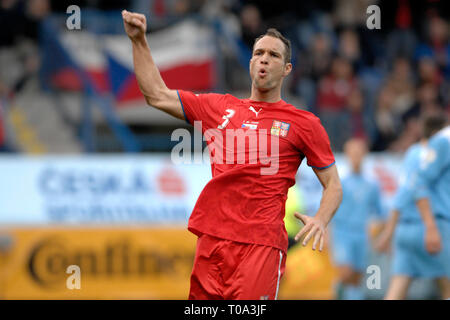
[415,126,450,219]
[332,173,383,233]
[330,173,383,271]
[392,143,424,223]
[391,133,450,278]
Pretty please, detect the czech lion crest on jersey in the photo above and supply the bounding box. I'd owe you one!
[271,120,290,137]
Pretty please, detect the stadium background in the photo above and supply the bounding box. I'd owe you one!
[0,0,449,299]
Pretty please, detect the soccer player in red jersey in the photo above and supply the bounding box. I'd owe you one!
[123,10,343,300]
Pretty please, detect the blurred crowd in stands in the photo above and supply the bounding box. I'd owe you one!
[0,0,449,153]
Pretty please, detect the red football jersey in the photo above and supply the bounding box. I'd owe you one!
[178,90,335,253]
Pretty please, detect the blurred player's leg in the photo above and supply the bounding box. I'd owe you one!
[336,265,364,300]
[385,275,412,300]
[331,230,366,300]
[435,277,450,299]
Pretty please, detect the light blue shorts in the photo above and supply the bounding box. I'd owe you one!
[392,219,450,278]
[330,228,368,272]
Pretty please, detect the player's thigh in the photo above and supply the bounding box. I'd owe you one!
[226,245,285,300]
[435,277,450,299]
[189,235,223,300]
[385,275,412,300]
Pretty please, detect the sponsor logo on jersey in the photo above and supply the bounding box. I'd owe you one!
[241,121,259,130]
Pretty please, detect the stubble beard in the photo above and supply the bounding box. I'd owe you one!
[253,76,275,92]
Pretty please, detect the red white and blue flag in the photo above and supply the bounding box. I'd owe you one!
[41,20,217,107]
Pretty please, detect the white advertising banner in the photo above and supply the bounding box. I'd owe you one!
[0,155,210,225]
[0,153,403,225]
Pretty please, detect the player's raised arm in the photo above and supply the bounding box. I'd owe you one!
[122,10,184,120]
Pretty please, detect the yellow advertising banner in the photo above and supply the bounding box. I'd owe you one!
[278,242,339,300]
[0,227,338,300]
[0,227,197,299]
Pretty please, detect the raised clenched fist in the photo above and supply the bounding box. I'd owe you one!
[122,10,147,42]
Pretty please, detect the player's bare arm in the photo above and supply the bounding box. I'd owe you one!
[416,197,442,254]
[294,164,343,251]
[374,209,399,253]
[122,10,184,120]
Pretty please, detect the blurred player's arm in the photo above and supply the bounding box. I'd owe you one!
[413,140,447,255]
[416,197,441,254]
[294,164,343,251]
[374,209,399,253]
[122,10,184,120]
[367,183,386,243]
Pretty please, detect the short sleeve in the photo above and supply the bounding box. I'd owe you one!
[300,117,335,169]
[177,90,225,129]
[414,136,449,200]
[418,137,449,183]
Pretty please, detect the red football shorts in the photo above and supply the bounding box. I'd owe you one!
[189,234,286,300]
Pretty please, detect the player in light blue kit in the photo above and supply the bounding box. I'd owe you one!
[376,114,450,299]
[330,138,384,300]
[415,114,450,297]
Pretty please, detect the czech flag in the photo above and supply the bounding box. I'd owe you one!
[40,19,217,107]
[104,19,218,107]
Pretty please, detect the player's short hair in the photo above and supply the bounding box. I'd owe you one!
[422,113,447,139]
[253,28,292,64]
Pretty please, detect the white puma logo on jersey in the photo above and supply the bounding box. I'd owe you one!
[249,106,262,117]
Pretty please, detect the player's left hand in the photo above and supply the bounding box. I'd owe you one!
[294,212,327,252]
[425,225,442,255]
